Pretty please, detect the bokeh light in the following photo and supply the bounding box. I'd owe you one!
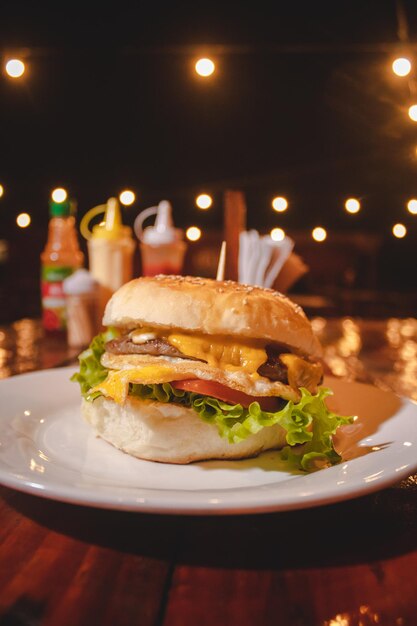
[312,226,327,242]
[272,197,288,212]
[393,223,407,238]
[51,188,68,203]
[345,198,361,214]
[0,184,3,198]
[409,105,417,121]
[186,226,202,241]
[392,57,411,77]
[195,58,215,77]
[119,190,136,206]
[196,194,212,209]
[5,59,25,78]
[16,213,31,228]
[407,199,417,215]
[270,228,285,241]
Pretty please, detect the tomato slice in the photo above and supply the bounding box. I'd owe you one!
[172,379,280,412]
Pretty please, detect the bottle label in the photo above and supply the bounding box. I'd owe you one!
[41,265,74,331]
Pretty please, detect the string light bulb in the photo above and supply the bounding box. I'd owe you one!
[16,213,31,228]
[186,226,202,241]
[51,188,68,203]
[345,198,361,214]
[408,105,417,121]
[270,228,285,241]
[272,197,288,212]
[393,223,407,238]
[195,58,215,77]
[392,57,412,77]
[312,226,327,242]
[407,199,417,215]
[119,190,135,206]
[5,59,25,78]
[196,194,212,209]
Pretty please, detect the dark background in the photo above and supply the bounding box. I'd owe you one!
[1,0,417,321]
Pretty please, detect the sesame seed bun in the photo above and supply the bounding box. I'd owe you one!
[103,275,322,359]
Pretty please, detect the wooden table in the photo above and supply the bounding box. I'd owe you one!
[0,318,417,626]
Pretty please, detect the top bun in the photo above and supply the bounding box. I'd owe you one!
[103,275,322,359]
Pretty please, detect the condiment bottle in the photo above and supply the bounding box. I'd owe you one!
[41,199,84,333]
[63,269,99,348]
[134,200,187,276]
[80,197,135,320]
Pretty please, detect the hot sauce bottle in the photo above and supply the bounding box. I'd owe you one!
[40,199,84,332]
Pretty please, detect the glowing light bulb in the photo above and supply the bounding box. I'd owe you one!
[270,228,285,241]
[0,184,3,198]
[5,59,25,78]
[16,213,31,228]
[272,197,288,212]
[409,105,417,121]
[196,194,212,209]
[407,199,417,214]
[119,190,135,206]
[312,226,327,242]
[392,57,411,77]
[393,223,407,238]
[195,58,215,77]
[51,188,68,203]
[186,226,202,241]
[345,198,361,214]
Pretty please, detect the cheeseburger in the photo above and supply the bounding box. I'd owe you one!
[72,275,350,470]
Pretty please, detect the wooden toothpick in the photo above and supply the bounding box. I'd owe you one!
[216,241,227,281]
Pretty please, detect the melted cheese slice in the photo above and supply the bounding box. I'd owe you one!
[279,354,322,391]
[92,365,190,404]
[130,328,267,376]
[167,332,267,375]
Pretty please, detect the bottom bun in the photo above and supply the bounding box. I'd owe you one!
[82,396,288,464]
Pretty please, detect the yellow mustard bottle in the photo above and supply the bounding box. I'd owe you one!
[80,197,135,322]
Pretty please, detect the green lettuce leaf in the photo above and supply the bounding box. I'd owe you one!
[70,328,119,400]
[130,382,352,471]
[72,332,352,471]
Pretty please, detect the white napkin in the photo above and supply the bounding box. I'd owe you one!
[238,230,294,288]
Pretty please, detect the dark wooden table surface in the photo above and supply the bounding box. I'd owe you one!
[0,317,417,626]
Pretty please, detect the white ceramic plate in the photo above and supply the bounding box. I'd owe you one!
[0,366,416,515]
